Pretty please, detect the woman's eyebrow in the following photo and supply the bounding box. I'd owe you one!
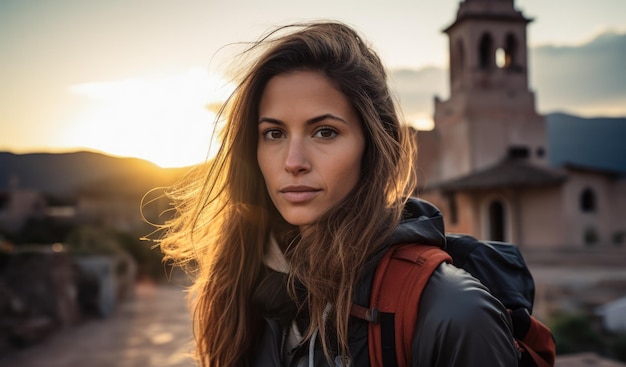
[258,114,347,125]
[258,117,283,125]
[307,114,348,125]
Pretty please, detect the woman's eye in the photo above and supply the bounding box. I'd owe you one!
[263,129,285,140]
[314,127,338,139]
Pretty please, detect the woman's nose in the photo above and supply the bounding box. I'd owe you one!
[284,138,311,175]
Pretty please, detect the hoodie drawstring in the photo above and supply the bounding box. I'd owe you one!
[308,303,333,367]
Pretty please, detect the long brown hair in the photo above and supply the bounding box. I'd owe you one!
[157,21,416,366]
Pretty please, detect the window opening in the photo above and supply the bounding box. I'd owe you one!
[457,39,465,76]
[488,200,506,242]
[447,192,458,225]
[580,188,596,213]
[479,33,493,70]
[504,34,517,69]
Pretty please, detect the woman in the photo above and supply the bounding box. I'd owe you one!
[158,21,518,366]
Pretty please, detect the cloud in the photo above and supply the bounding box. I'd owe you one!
[530,30,626,116]
[388,30,626,120]
[66,68,234,167]
[70,68,233,105]
[388,66,447,128]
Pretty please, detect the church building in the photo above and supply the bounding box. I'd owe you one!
[417,0,626,250]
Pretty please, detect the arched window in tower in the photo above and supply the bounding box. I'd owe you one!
[479,33,493,70]
[457,39,465,76]
[488,200,506,242]
[580,188,597,213]
[504,33,518,69]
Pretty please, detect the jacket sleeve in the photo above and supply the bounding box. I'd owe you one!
[411,263,519,367]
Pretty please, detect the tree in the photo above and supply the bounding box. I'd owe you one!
[551,313,603,355]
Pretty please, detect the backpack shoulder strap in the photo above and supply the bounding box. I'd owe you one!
[352,243,451,367]
[511,309,556,367]
[352,239,556,367]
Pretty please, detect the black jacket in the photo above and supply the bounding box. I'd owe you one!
[252,198,519,366]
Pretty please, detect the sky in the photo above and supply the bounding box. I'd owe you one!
[1,0,625,168]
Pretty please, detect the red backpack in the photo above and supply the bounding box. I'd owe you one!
[350,235,556,367]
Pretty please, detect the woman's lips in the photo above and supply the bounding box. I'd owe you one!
[279,186,321,203]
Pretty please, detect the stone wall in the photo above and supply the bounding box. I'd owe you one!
[0,247,136,353]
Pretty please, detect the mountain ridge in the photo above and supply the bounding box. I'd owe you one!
[0,150,189,195]
[546,112,626,174]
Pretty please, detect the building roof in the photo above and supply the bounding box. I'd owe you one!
[443,0,531,33]
[431,159,567,193]
[563,163,625,178]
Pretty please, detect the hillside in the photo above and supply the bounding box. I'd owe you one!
[546,113,626,174]
[0,151,189,195]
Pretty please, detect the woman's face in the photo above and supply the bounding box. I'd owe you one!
[257,70,365,227]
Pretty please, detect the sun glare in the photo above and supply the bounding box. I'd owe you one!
[406,114,435,131]
[66,68,234,168]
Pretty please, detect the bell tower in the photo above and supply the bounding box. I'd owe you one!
[447,0,531,95]
[431,0,547,182]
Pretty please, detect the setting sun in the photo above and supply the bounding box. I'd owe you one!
[64,68,233,168]
[406,114,435,131]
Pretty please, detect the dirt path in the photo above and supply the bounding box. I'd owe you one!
[0,282,195,367]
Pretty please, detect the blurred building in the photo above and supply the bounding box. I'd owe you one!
[0,176,46,233]
[417,0,626,250]
[416,0,626,323]
[596,296,626,333]
[0,175,75,236]
[0,174,163,237]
